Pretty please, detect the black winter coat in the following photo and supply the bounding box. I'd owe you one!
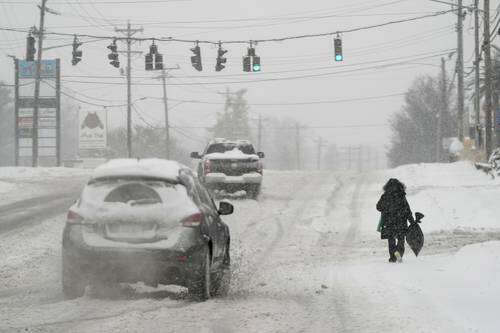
[376,191,414,239]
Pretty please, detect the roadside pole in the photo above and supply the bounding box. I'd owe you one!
[115,21,142,158]
[257,114,262,152]
[437,57,446,162]
[483,0,493,157]
[295,123,301,170]
[474,0,482,148]
[457,0,465,142]
[32,0,47,167]
[156,66,179,160]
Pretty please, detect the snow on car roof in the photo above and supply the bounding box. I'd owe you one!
[205,148,259,160]
[92,158,183,181]
[210,138,253,145]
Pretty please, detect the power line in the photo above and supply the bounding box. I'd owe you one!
[60,48,454,80]
[58,50,453,86]
[0,9,456,45]
[164,93,406,106]
[0,0,190,4]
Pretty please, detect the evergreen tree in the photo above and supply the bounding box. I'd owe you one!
[388,75,456,167]
[211,88,251,140]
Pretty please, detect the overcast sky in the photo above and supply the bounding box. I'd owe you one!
[1,0,498,153]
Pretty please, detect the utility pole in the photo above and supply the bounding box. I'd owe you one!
[314,137,327,170]
[32,0,48,167]
[257,114,263,152]
[348,146,352,170]
[115,21,142,158]
[474,0,482,149]
[483,0,493,157]
[457,0,465,142]
[156,66,179,160]
[357,145,363,173]
[295,124,301,170]
[437,57,447,162]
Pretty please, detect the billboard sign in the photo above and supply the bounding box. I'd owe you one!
[15,59,60,166]
[79,110,107,150]
[18,60,57,78]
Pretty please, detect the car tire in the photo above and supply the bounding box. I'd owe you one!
[188,246,211,301]
[211,244,231,297]
[247,184,261,199]
[62,252,87,299]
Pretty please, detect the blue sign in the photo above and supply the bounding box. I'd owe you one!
[18,60,57,78]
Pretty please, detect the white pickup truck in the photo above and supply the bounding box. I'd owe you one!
[191,139,265,198]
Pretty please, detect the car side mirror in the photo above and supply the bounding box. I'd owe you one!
[257,152,265,158]
[218,200,234,216]
[415,212,424,222]
[190,152,201,159]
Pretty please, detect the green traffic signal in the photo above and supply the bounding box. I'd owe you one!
[335,54,343,61]
[252,63,261,72]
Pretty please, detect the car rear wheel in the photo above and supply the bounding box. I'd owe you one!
[62,252,87,299]
[188,246,211,301]
[247,184,261,199]
[211,244,231,297]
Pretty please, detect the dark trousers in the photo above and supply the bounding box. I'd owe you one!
[388,236,405,260]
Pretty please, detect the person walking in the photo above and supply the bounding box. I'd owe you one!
[376,178,414,263]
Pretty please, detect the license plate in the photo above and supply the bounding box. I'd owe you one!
[105,223,156,240]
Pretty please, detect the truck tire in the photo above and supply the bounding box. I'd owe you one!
[247,184,261,199]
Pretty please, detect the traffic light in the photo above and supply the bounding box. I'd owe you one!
[26,34,36,61]
[243,46,261,72]
[190,45,202,71]
[215,44,227,72]
[145,53,153,70]
[247,47,256,57]
[155,53,163,70]
[252,56,261,72]
[107,39,120,68]
[243,55,251,72]
[149,42,158,55]
[71,35,82,66]
[334,37,343,62]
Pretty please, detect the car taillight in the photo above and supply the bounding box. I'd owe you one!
[181,212,203,227]
[204,160,211,174]
[67,210,84,224]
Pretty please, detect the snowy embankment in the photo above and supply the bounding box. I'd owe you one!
[0,167,92,204]
[386,161,500,232]
[352,161,500,332]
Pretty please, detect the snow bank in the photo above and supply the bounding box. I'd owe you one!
[0,167,92,206]
[372,162,500,232]
[0,166,91,180]
[351,241,500,332]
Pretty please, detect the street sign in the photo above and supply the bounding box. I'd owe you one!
[39,117,56,128]
[18,60,57,78]
[18,117,33,128]
[15,58,60,166]
[18,98,57,108]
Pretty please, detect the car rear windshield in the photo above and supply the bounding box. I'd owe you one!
[206,143,255,154]
[78,178,199,223]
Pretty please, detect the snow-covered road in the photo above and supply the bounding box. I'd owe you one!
[1,165,500,332]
